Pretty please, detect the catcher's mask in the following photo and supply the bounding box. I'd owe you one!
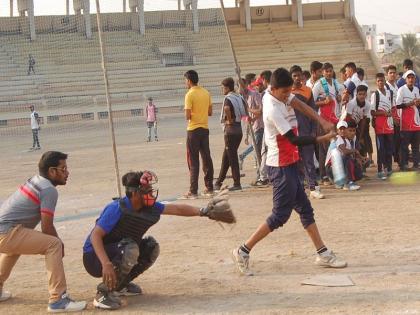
[125,171,159,207]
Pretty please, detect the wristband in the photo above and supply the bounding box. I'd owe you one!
[199,207,208,217]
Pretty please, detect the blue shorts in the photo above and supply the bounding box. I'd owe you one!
[266,163,315,231]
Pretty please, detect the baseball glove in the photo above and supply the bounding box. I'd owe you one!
[199,188,236,224]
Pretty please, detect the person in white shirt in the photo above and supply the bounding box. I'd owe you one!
[29,105,41,150]
[312,62,344,185]
[345,85,373,163]
[386,65,401,165]
[306,61,323,89]
[395,70,420,170]
[231,68,346,277]
[370,73,394,179]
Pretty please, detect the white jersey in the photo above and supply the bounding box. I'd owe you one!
[263,91,298,167]
[345,98,371,124]
[30,111,39,130]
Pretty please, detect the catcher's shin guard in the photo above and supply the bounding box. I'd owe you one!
[115,238,140,290]
[124,236,160,285]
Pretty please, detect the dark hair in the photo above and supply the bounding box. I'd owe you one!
[356,67,365,77]
[244,73,256,85]
[322,62,333,71]
[310,61,323,73]
[122,171,142,198]
[260,70,272,82]
[221,77,235,91]
[303,70,311,79]
[399,72,404,77]
[271,68,293,89]
[356,85,368,93]
[339,67,346,74]
[347,120,357,128]
[38,151,68,178]
[403,59,413,69]
[386,65,397,72]
[184,70,199,84]
[345,62,357,72]
[376,72,385,80]
[289,65,303,74]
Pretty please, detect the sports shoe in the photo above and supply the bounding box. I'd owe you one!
[47,292,87,313]
[231,248,253,276]
[155,137,158,142]
[343,182,360,191]
[201,189,214,197]
[93,291,120,310]
[214,182,222,192]
[114,282,142,297]
[315,250,347,268]
[229,185,242,192]
[250,179,269,187]
[386,170,393,177]
[377,172,387,180]
[309,186,325,199]
[181,191,198,199]
[335,184,343,189]
[35,146,41,150]
[0,289,11,302]
[322,177,332,186]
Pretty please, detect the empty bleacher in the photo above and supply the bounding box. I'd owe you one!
[229,18,377,82]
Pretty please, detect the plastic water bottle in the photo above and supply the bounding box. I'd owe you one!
[329,140,346,186]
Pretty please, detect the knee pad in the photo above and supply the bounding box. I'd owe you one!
[139,236,160,268]
[118,238,140,276]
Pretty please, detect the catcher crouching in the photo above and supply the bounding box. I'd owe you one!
[82,170,234,310]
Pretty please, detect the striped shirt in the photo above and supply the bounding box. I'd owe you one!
[0,175,58,233]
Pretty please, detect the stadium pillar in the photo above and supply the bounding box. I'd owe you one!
[296,0,303,28]
[10,0,13,17]
[178,0,181,10]
[83,0,92,39]
[349,0,355,21]
[28,0,36,41]
[192,0,199,33]
[66,0,69,15]
[123,0,126,12]
[137,0,145,35]
[244,0,251,31]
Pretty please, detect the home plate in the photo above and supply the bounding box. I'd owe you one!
[301,274,354,287]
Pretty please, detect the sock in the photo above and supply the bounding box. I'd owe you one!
[317,245,328,255]
[239,244,250,255]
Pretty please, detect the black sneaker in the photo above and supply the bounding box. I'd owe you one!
[250,179,269,187]
[115,282,142,296]
[229,185,242,192]
[93,291,120,310]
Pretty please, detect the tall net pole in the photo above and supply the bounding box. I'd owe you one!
[219,0,261,167]
[95,0,122,197]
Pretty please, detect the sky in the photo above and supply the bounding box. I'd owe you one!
[0,0,418,35]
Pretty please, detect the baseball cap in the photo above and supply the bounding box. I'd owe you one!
[403,70,416,79]
[337,120,348,129]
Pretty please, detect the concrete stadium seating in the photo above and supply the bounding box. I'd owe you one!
[0,14,377,126]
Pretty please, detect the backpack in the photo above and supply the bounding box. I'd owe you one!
[320,77,340,98]
[372,89,393,128]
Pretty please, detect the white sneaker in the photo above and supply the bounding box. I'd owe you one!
[310,186,325,199]
[47,293,87,313]
[315,250,347,268]
[343,182,360,191]
[231,248,253,276]
[0,290,11,302]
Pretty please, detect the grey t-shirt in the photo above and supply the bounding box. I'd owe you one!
[0,175,58,234]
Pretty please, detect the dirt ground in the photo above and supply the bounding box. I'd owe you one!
[1,114,420,315]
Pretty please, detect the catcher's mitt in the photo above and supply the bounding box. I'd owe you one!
[199,188,236,224]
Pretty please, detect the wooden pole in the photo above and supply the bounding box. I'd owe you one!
[219,0,261,167]
[95,0,122,197]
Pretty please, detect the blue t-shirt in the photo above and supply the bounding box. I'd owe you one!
[83,196,165,253]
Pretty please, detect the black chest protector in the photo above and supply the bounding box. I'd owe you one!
[103,199,161,245]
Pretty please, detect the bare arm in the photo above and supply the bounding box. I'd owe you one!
[91,226,117,290]
[40,214,58,237]
[290,96,334,132]
[162,203,200,216]
[208,104,212,116]
[185,109,192,120]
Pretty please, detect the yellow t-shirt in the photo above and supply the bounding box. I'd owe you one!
[184,86,212,131]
